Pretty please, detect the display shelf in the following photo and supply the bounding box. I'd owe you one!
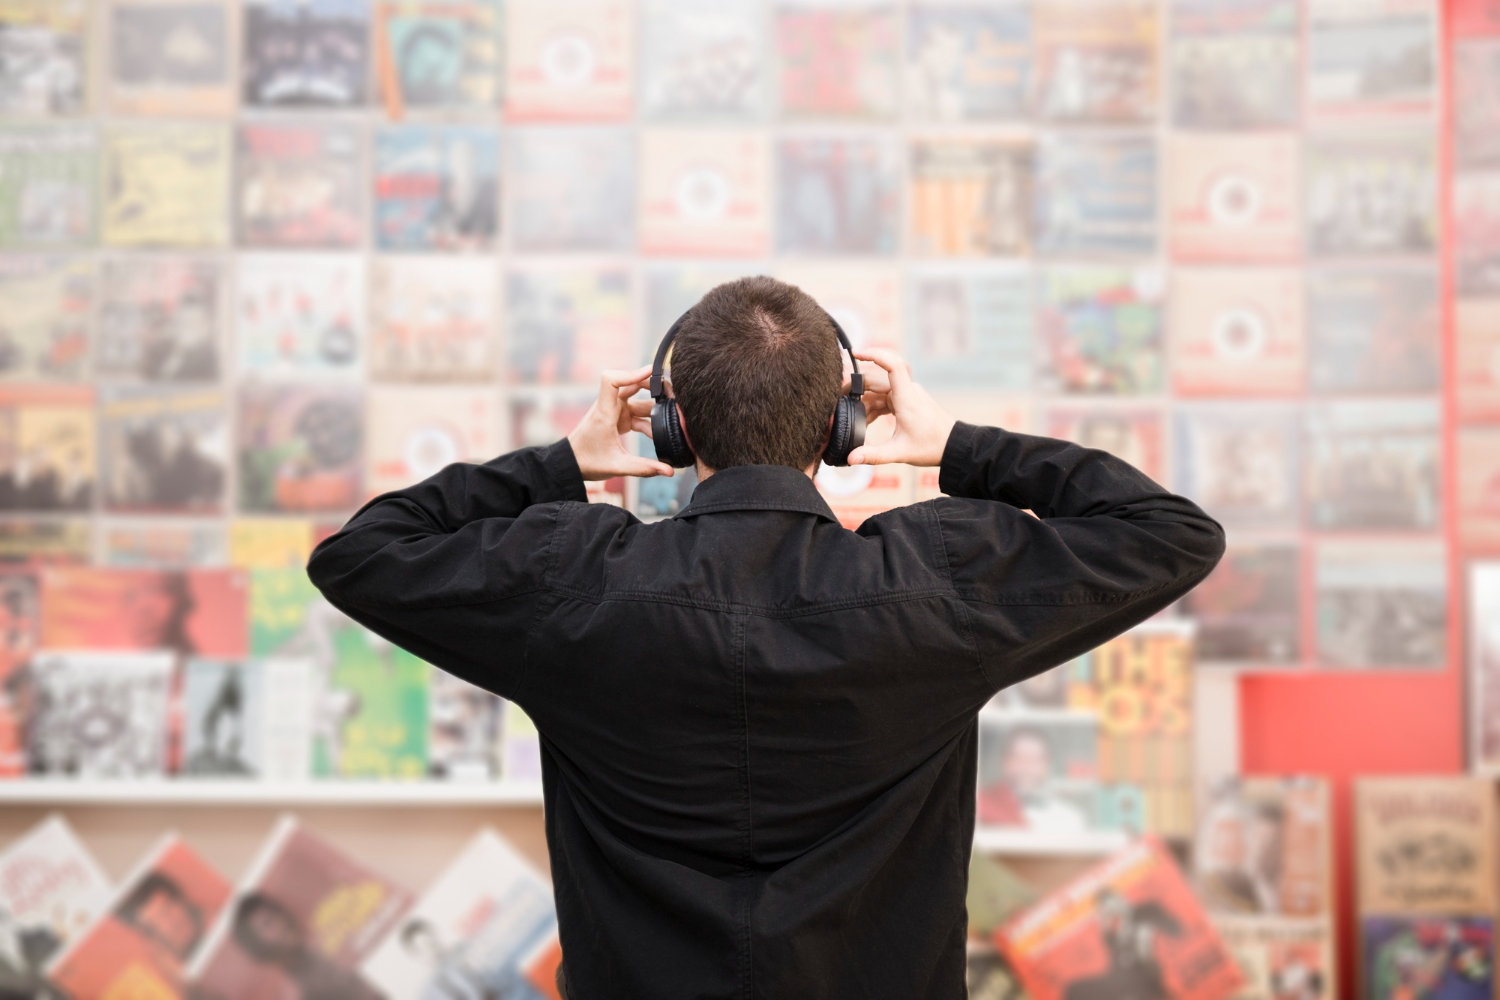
[972,825,1130,856]
[0,780,546,807]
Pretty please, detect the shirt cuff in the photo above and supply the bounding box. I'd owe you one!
[539,439,589,504]
[937,421,980,498]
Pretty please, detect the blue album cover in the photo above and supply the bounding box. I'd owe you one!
[374,125,500,252]
[1035,135,1158,256]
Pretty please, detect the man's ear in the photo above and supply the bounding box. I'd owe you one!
[676,402,696,453]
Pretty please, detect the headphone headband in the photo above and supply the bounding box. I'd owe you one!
[649,307,864,400]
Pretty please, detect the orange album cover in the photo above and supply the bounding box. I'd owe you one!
[1167,133,1300,263]
[1170,269,1304,397]
[640,130,770,256]
[40,566,248,657]
[1458,299,1500,422]
[505,0,633,121]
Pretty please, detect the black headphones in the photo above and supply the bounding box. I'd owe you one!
[649,307,867,469]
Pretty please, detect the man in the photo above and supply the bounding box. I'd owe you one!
[308,277,1224,998]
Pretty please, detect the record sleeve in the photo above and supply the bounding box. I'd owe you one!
[509,127,634,252]
[0,255,92,382]
[102,125,230,248]
[0,384,93,513]
[109,0,234,116]
[375,0,501,115]
[776,264,902,351]
[40,566,248,656]
[1039,266,1164,396]
[235,122,363,249]
[102,520,227,568]
[1035,134,1158,257]
[1169,268,1305,397]
[0,126,94,248]
[1046,403,1165,483]
[373,124,500,251]
[775,4,897,120]
[906,5,1030,123]
[47,834,232,998]
[1356,777,1498,913]
[1033,0,1157,124]
[238,384,364,513]
[776,135,899,255]
[187,816,412,993]
[362,829,559,998]
[506,264,633,385]
[365,385,501,496]
[24,650,174,777]
[1471,562,1500,771]
[1307,0,1436,121]
[977,708,1101,832]
[1315,540,1446,668]
[0,0,89,115]
[1459,426,1500,550]
[1169,0,1299,130]
[813,425,912,528]
[1455,171,1500,295]
[1167,133,1299,263]
[244,0,370,108]
[0,520,89,562]
[427,666,501,780]
[1458,300,1500,422]
[236,254,364,379]
[1308,267,1440,393]
[640,129,770,256]
[100,386,227,515]
[229,518,314,570]
[996,837,1243,1000]
[640,0,763,120]
[906,265,1033,391]
[1305,130,1436,258]
[1218,921,1334,1000]
[1180,543,1300,666]
[1362,916,1494,1000]
[506,0,633,121]
[1305,399,1439,531]
[0,815,111,992]
[909,137,1033,257]
[1196,777,1331,918]
[370,256,497,381]
[1455,40,1500,168]
[1175,403,1299,531]
[182,657,312,779]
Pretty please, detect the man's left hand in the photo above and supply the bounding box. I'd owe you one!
[567,366,675,481]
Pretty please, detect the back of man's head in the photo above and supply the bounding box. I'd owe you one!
[670,276,844,472]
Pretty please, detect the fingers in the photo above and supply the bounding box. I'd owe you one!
[627,398,653,417]
[598,366,654,405]
[631,417,653,436]
[617,454,674,478]
[846,441,904,467]
[852,349,913,392]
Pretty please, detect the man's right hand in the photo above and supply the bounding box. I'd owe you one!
[846,349,957,468]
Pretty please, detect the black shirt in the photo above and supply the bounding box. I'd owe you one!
[307,422,1224,1000]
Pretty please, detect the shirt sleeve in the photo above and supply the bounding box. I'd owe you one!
[931,421,1225,692]
[305,439,589,699]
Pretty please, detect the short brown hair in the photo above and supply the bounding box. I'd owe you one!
[669,277,843,471]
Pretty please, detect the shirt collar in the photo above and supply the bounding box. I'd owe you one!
[676,464,839,522]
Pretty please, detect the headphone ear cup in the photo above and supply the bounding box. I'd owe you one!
[823,395,867,467]
[651,398,695,469]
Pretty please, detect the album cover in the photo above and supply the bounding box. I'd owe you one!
[1455,40,1500,168]
[102,125,231,248]
[1307,0,1436,121]
[375,0,501,115]
[363,829,560,998]
[1471,563,1500,770]
[97,256,220,383]
[1180,543,1300,665]
[506,0,633,120]
[507,264,633,385]
[243,0,370,108]
[1219,921,1334,1000]
[1456,171,1500,295]
[366,385,501,496]
[0,520,90,562]
[909,137,1033,257]
[1046,403,1165,482]
[509,127,634,252]
[47,834,232,999]
[906,265,1034,391]
[1305,400,1439,531]
[236,122,363,249]
[0,816,111,994]
[370,256,498,381]
[1035,134,1158,256]
[0,256,92,381]
[1305,131,1436,257]
[1315,540,1446,668]
[776,135,899,255]
[1458,301,1500,422]
[373,125,500,251]
[1196,777,1331,917]
[40,566,248,655]
[1175,403,1299,530]
[1356,777,1498,913]
[101,519,227,567]
[1362,916,1495,1000]
[236,254,364,379]
[997,838,1243,1000]
[229,518,314,570]
[1169,0,1300,129]
[977,709,1100,832]
[238,384,363,513]
[775,264,902,352]
[100,387,227,515]
[1167,133,1299,263]
[109,0,234,116]
[640,129,770,256]
[645,263,762,353]
[24,650,174,777]
[428,667,502,780]
[182,657,312,780]
[776,5,898,120]
[1169,268,1305,397]
[1459,426,1500,549]
[814,433,912,528]
[0,126,94,247]
[1039,267,1165,396]
[0,384,94,513]
[906,5,1030,122]
[1033,0,1157,123]
[1307,267,1440,393]
[639,0,764,120]
[0,0,89,115]
[188,817,413,993]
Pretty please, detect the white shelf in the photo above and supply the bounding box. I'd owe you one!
[972,825,1131,856]
[0,780,546,807]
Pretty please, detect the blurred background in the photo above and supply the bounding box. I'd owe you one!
[0,0,1489,997]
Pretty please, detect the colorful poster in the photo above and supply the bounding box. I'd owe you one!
[1356,777,1498,913]
[776,135,899,255]
[235,122,364,248]
[906,265,1033,391]
[1305,130,1437,257]
[640,129,770,256]
[1307,268,1440,393]
[1167,133,1300,262]
[100,387,227,514]
[1175,403,1300,531]
[1039,267,1165,396]
[0,256,92,382]
[365,385,501,496]
[98,256,222,383]
[1362,916,1495,1000]
[506,265,633,385]
[1315,540,1446,668]
[909,137,1033,257]
[509,127,634,251]
[102,126,230,248]
[1307,0,1437,121]
[1170,0,1300,129]
[0,384,94,513]
[0,126,94,247]
[244,0,371,108]
[0,816,111,993]
[1305,400,1440,531]
[776,4,898,120]
[109,0,235,116]
[373,125,500,251]
[370,256,498,381]
[1181,544,1301,666]
[238,384,364,513]
[375,0,502,115]
[1033,0,1158,123]
[40,566,248,655]
[506,0,633,120]
[25,650,175,777]
[906,5,1030,122]
[1035,134,1158,256]
[1046,403,1166,483]
[1169,269,1305,397]
[640,0,763,120]
[236,254,365,379]
[0,0,90,115]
